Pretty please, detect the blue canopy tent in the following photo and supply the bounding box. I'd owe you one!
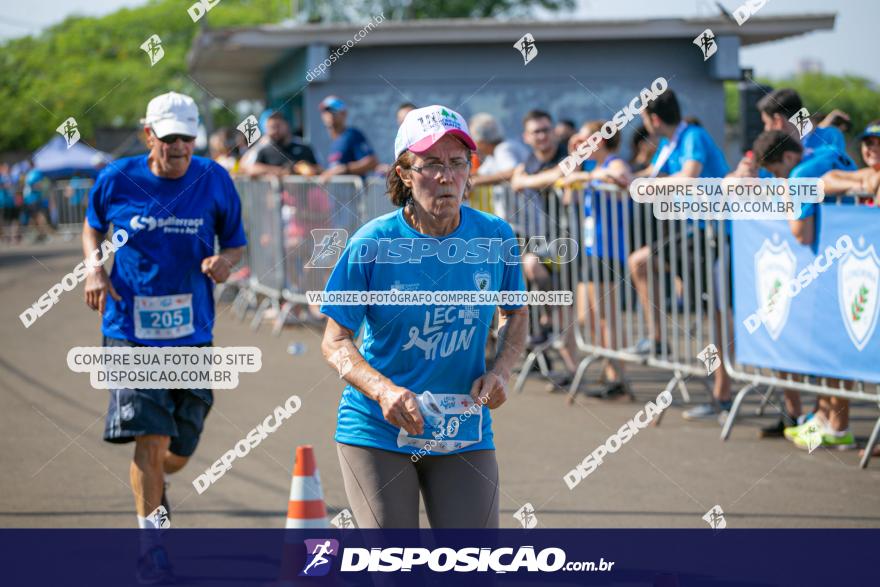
[31,135,113,179]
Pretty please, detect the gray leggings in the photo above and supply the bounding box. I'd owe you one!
[337,443,500,529]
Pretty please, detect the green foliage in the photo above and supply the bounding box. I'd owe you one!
[0,0,291,152]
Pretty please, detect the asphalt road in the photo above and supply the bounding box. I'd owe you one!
[2,240,879,529]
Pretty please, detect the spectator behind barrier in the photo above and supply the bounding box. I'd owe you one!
[821,121,880,202]
[751,129,859,452]
[628,88,733,421]
[469,113,529,188]
[396,102,417,126]
[628,124,657,173]
[559,121,634,399]
[727,90,857,438]
[244,111,321,178]
[510,110,578,387]
[318,95,378,181]
[510,109,567,193]
[554,119,577,150]
[209,128,239,174]
[757,88,847,158]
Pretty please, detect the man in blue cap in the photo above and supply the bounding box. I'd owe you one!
[318,95,378,181]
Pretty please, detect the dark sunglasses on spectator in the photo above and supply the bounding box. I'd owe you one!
[157,134,196,144]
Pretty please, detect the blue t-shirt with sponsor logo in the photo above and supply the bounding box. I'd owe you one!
[321,206,526,456]
[86,155,247,346]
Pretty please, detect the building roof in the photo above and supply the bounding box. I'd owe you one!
[188,14,836,101]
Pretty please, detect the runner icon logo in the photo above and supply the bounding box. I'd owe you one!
[514,33,538,65]
[140,34,164,67]
[301,539,339,577]
[148,505,171,529]
[514,503,538,529]
[56,117,80,149]
[693,29,717,60]
[330,509,356,529]
[702,505,726,530]
[307,229,348,268]
[236,115,261,147]
[697,344,721,376]
[789,108,814,139]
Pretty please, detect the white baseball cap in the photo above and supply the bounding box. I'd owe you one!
[394,105,476,160]
[142,92,199,138]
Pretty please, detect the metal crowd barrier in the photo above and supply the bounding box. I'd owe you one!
[231,175,378,334]
[495,181,717,412]
[8,179,93,237]
[488,180,877,467]
[717,193,880,469]
[229,173,878,468]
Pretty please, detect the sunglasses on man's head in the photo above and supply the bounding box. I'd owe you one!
[156,134,195,144]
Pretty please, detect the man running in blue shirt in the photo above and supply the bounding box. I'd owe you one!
[83,91,246,583]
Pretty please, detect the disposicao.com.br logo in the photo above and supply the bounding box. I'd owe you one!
[301,540,614,575]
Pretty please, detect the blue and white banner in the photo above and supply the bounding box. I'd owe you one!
[732,205,880,381]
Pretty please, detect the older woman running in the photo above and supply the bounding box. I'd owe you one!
[320,105,528,528]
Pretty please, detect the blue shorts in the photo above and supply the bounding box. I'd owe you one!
[102,336,213,457]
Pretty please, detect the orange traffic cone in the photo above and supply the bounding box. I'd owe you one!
[270,446,332,587]
[286,445,329,529]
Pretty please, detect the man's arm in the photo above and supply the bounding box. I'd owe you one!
[321,155,378,179]
[245,161,288,177]
[821,168,872,195]
[511,164,563,191]
[471,168,516,186]
[201,246,245,284]
[789,215,815,246]
[82,221,120,313]
[672,160,703,179]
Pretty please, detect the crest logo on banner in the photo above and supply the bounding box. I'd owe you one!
[838,239,880,351]
[754,236,796,340]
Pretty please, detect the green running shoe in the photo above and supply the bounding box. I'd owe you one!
[783,419,817,442]
[792,426,856,452]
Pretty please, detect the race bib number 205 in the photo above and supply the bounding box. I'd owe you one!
[134,294,195,340]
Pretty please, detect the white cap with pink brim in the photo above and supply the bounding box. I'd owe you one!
[393,105,477,160]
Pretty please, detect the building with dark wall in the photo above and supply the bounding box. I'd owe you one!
[188,15,834,165]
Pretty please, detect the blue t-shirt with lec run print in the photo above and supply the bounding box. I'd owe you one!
[652,124,730,178]
[86,155,247,346]
[321,206,526,456]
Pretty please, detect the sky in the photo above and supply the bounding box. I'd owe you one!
[2,0,877,83]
